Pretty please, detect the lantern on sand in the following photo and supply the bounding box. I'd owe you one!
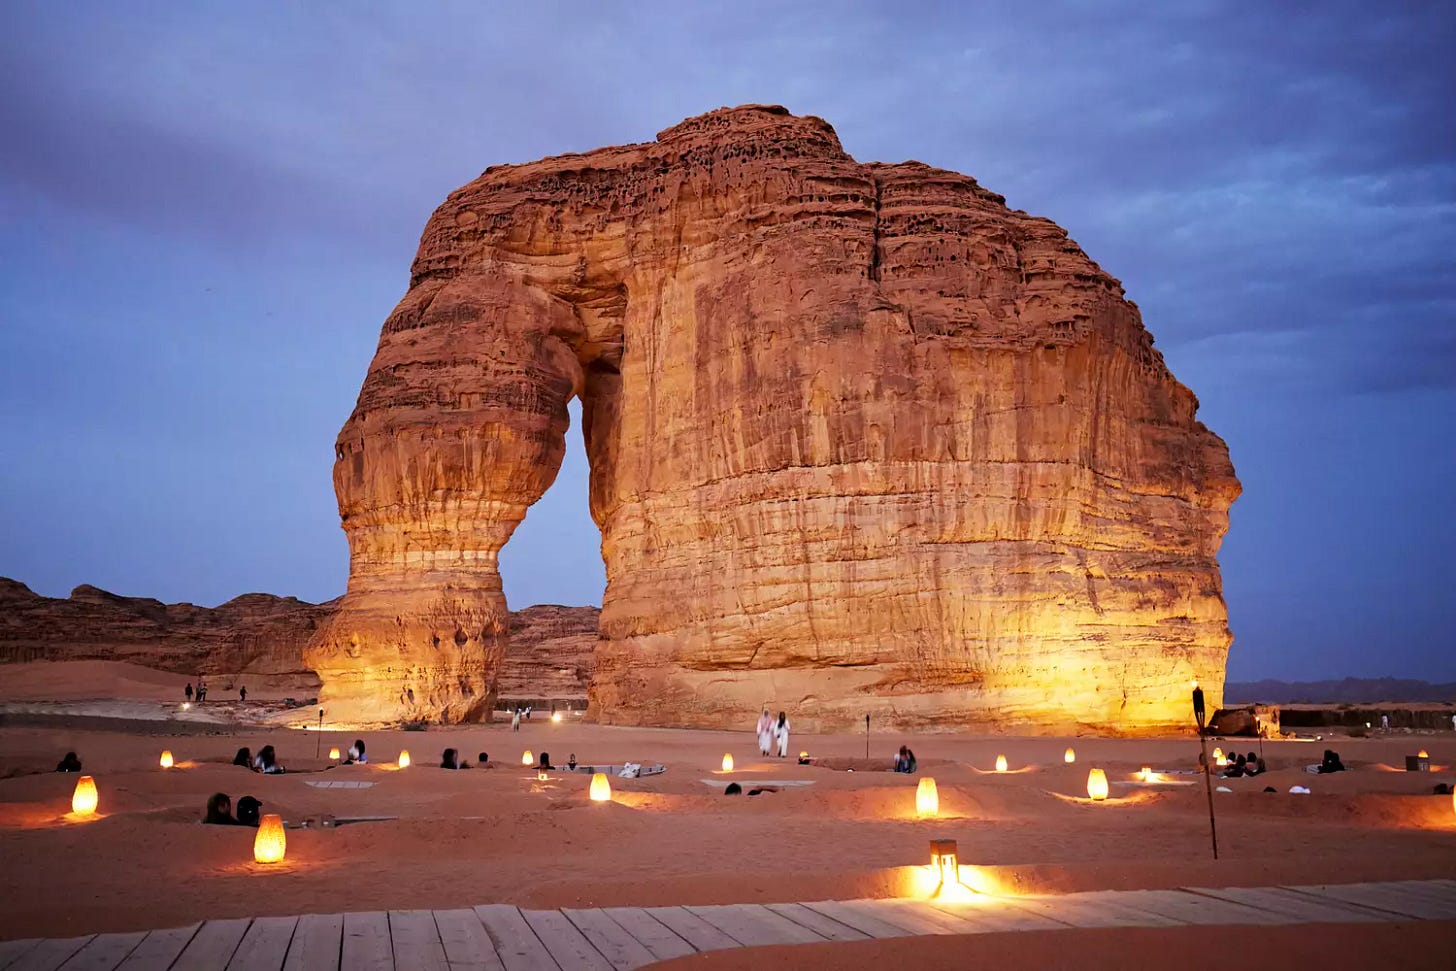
[537,769,549,782]
[1212,747,1224,763]
[522,750,534,766]
[71,775,98,815]
[916,777,939,817]
[589,772,611,802]
[1139,766,1152,782]
[159,750,174,769]
[253,814,286,864]
[397,750,410,769]
[329,747,341,761]
[995,755,1008,773]
[722,754,734,772]
[1087,768,1109,801]
[1064,747,1076,764]
[551,711,562,723]
[1418,750,1429,759]
[930,839,959,883]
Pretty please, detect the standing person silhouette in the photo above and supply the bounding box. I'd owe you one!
[756,709,773,756]
[773,711,791,758]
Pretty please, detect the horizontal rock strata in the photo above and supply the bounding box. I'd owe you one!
[311,105,1239,731]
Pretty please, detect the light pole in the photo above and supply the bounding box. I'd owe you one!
[864,714,870,761]
[1193,683,1218,860]
[316,708,324,759]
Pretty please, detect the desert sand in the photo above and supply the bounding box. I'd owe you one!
[1,661,1454,966]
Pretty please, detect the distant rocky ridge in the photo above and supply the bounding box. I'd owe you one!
[0,577,598,700]
[1226,678,1456,705]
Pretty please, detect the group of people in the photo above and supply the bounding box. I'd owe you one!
[234,745,286,774]
[184,679,247,703]
[203,792,263,826]
[893,746,918,773]
[510,706,534,730]
[1315,749,1347,774]
[1221,751,1266,778]
[755,709,792,757]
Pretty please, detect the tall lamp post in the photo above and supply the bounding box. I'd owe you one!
[1192,683,1218,860]
[315,708,324,759]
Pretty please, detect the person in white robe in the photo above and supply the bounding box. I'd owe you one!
[756,709,773,756]
[774,711,791,758]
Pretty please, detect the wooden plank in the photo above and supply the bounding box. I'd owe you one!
[520,911,611,971]
[340,912,393,971]
[281,913,342,971]
[57,932,145,971]
[640,907,741,952]
[9,938,93,971]
[116,925,200,971]
[684,905,824,948]
[472,906,558,971]
[431,909,504,971]
[1051,891,1194,927]
[388,911,447,971]
[0,940,41,971]
[1373,880,1456,908]
[1000,895,1147,929]
[226,916,297,971]
[925,899,1068,933]
[763,903,870,942]
[870,901,986,935]
[1288,883,1456,920]
[798,901,914,939]
[1187,887,1385,924]
[841,900,957,936]
[172,919,250,971]
[1106,890,1281,925]
[560,910,655,971]
[597,909,696,963]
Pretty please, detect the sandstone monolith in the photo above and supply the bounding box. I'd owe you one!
[307,105,1239,731]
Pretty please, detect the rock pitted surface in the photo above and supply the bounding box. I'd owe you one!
[311,105,1239,731]
[0,577,330,684]
[497,605,599,703]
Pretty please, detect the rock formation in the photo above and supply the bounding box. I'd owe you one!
[0,577,330,687]
[496,605,599,705]
[310,105,1239,732]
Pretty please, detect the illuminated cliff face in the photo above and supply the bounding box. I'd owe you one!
[306,105,1239,732]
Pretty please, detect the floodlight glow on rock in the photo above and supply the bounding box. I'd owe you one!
[589,772,611,802]
[1087,768,1109,801]
[253,814,287,864]
[916,777,939,817]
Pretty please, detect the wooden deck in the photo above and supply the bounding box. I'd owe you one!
[1,879,1451,970]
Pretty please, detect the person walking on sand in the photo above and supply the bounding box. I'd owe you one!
[756,709,773,756]
[185,682,193,703]
[512,708,521,732]
[1381,714,1390,731]
[773,711,791,758]
[239,685,247,703]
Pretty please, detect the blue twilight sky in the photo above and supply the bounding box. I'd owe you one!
[1,2,1452,682]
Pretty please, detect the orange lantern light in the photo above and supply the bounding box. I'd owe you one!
[397,750,410,769]
[916,777,939,817]
[551,711,563,723]
[522,750,534,766]
[930,839,958,883]
[159,750,174,769]
[537,769,549,782]
[799,751,808,760]
[1212,747,1224,762]
[589,772,611,802]
[253,813,287,864]
[722,753,734,772]
[1139,766,1152,782]
[995,754,1008,773]
[71,775,98,816]
[1087,768,1109,801]
[1064,747,1076,764]
[1418,750,1429,759]
[329,747,341,761]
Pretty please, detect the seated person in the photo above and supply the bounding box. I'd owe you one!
[345,739,368,764]
[203,792,241,825]
[1222,754,1247,778]
[893,746,908,772]
[253,745,286,774]
[1243,752,1264,776]
[567,753,578,771]
[56,752,82,773]
[235,795,263,827]
[233,747,254,770]
[537,752,554,771]
[477,752,490,767]
[1317,749,1346,774]
[440,748,469,769]
[902,747,918,773]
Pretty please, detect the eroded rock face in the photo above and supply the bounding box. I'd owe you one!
[497,605,599,704]
[311,105,1239,731]
[0,577,331,686]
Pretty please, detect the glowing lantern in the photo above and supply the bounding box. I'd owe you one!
[799,751,808,760]
[253,813,286,864]
[1064,747,1076,764]
[551,711,563,723]
[397,750,410,769]
[916,777,939,817]
[71,775,98,816]
[930,839,959,883]
[159,750,174,769]
[589,772,611,802]
[1087,768,1109,801]
[722,753,734,772]
[1418,750,1429,759]
[995,754,1008,773]
[1139,766,1152,782]
[537,769,549,782]
[522,750,534,766]
[329,747,341,761]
